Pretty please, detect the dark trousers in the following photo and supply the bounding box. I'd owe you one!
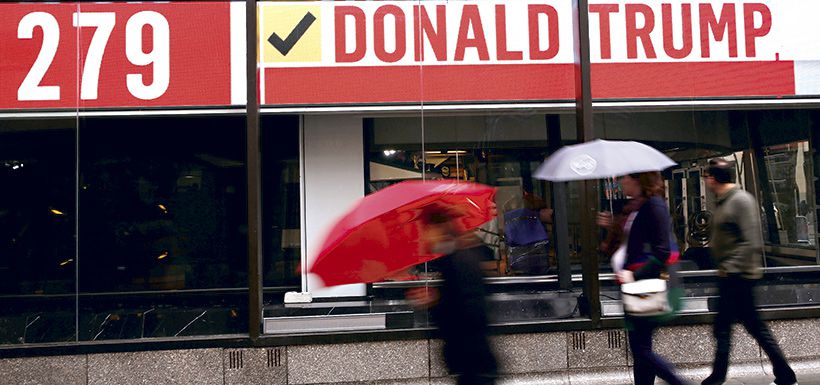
[628,317,689,385]
[441,329,497,385]
[706,276,796,385]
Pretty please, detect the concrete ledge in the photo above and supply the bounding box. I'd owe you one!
[223,347,286,385]
[287,340,429,384]
[319,379,430,385]
[1,319,818,385]
[87,348,222,385]
[0,354,86,385]
[494,332,567,373]
[769,318,820,359]
[567,330,627,368]
[654,324,760,364]
[430,332,568,378]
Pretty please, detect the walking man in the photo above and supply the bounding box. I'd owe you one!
[701,158,798,385]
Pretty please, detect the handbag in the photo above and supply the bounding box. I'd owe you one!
[619,228,682,318]
[620,277,671,317]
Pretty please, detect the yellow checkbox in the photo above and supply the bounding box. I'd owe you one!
[261,4,322,63]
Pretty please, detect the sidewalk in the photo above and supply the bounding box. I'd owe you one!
[603,373,820,385]
[511,361,820,385]
[716,374,820,385]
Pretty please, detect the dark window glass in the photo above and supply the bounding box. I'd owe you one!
[0,119,77,344]
[77,115,248,340]
[261,115,301,290]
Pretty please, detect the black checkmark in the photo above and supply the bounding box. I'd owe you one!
[268,12,316,56]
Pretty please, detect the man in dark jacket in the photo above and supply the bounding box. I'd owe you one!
[701,158,798,385]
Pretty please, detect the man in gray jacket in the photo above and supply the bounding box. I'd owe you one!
[701,158,797,385]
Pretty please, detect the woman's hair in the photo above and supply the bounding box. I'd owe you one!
[627,171,665,198]
[600,171,666,256]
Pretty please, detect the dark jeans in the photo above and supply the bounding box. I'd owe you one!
[705,276,796,385]
[628,316,689,385]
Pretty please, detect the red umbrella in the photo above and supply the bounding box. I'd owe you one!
[309,180,497,287]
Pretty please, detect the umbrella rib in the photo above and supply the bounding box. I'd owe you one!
[465,197,480,210]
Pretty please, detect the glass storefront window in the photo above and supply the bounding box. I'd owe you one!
[261,115,301,291]
[0,119,77,344]
[369,115,579,278]
[594,108,818,317]
[759,141,815,250]
[594,109,818,270]
[76,115,248,340]
[367,114,586,324]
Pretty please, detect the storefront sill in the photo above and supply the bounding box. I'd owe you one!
[600,305,820,328]
[2,306,818,359]
[0,334,249,359]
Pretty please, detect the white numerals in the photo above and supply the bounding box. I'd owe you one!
[17,11,171,102]
[17,12,61,101]
[73,12,115,100]
[126,11,170,100]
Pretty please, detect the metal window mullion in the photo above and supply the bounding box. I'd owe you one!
[247,0,262,341]
[573,0,601,324]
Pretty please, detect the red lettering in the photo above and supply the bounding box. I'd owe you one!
[589,4,619,60]
[699,4,737,58]
[414,5,447,62]
[495,5,522,60]
[528,4,560,60]
[374,5,406,63]
[744,3,771,57]
[662,3,692,59]
[626,4,657,59]
[454,5,489,61]
[335,6,366,63]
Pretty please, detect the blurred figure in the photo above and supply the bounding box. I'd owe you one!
[701,159,798,385]
[598,172,689,385]
[406,205,498,385]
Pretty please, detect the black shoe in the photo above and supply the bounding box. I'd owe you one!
[701,375,724,385]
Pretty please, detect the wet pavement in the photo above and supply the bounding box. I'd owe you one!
[604,374,820,385]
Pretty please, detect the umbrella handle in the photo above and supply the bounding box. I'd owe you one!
[607,176,615,215]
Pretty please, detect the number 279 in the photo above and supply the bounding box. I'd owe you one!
[17,11,170,102]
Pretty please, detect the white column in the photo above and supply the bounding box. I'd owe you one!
[301,114,367,298]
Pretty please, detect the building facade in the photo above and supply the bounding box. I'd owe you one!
[0,1,818,383]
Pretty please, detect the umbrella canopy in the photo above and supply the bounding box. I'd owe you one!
[533,139,677,181]
[309,180,496,287]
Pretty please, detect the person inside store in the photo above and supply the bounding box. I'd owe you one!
[597,171,690,385]
[701,159,798,385]
[502,191,554,275]
[405,204,498,385]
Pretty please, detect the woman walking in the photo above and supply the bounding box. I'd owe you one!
[598,171,690,385]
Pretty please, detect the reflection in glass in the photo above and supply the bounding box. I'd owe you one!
[368,114,580,281]
[594,109,817,272]
[365,113,585,323]
[760,141,815,249]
